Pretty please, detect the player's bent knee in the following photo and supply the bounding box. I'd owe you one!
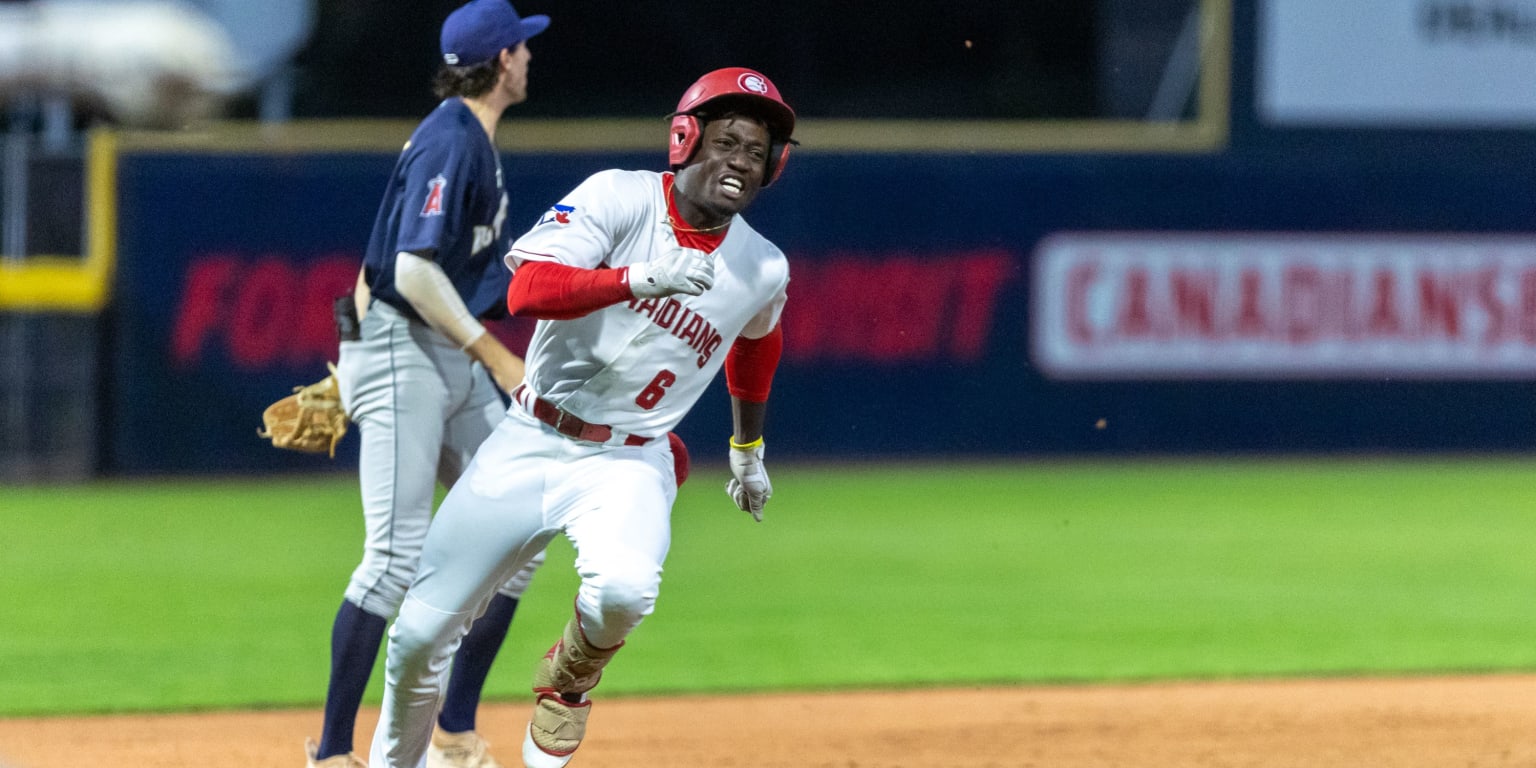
[582,558,663,629]
[388,595,471,666]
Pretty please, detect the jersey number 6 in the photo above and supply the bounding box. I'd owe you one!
[635,369,677,410]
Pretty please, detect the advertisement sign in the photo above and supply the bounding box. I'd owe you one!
[105,148,1029,471]
[103,146,1536,464]
[1258,0,1536,126]
[1034,232,1536,379]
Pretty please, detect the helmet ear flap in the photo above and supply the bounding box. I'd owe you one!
[668,114,702,168]
[764,140,794,187]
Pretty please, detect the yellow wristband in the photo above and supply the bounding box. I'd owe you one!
[729,435,764,451]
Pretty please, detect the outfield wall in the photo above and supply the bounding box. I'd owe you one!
[101,140,1536,473]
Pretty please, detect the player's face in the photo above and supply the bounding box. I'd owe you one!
[499,43,531,104]
[674,116,771,221]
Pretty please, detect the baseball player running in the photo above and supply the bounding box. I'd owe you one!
[364,67,795,768]
[307,2,550,767]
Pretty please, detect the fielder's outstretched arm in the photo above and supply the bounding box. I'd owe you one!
[394,250,525,392]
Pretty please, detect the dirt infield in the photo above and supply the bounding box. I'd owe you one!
[2,675,1533,767]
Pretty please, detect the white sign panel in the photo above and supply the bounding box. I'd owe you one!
[1259,0,1536,126]
[1032,232,1536,379]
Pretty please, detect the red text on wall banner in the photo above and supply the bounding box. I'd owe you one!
[784,249,1014,364]
[170,248,1017,372]
[1033,232,1536,379]
[172,252,359,371]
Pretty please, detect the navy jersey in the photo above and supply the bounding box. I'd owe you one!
[363,98,512,322]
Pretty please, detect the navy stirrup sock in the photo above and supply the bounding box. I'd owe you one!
[438,594,521,734]
[316,600,388,760]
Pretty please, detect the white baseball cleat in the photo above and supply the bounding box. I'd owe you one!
[522,724,574,768]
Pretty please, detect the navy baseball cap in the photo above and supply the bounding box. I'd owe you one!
[440,0,550,66]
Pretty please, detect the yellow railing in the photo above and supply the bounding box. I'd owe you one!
[0,129,117,312]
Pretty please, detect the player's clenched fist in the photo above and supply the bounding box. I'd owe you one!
[627,247,715,298]
[726,436,772,522]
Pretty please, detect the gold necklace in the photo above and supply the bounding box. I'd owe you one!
[666,215,731,234]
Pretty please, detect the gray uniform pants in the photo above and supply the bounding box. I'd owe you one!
[336,299,542,619]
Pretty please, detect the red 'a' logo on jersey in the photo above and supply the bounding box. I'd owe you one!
[421,175,447,217]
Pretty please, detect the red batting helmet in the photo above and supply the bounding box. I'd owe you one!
[668,67,797,187]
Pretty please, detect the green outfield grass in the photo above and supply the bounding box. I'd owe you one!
[3,457,1535,716]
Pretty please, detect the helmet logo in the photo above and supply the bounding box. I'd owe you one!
[737,73,770,95]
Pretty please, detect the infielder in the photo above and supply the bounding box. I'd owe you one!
[366,67,796,768]
[308,2,549,767]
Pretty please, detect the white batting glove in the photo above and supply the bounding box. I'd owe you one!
[627,247,715,299]
[726,437,772,522]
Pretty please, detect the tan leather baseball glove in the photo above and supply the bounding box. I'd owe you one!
[257,362,347,458]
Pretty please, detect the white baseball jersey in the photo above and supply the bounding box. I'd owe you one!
[505,169,789,437]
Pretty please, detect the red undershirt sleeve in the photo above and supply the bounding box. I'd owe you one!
[506,260,635,320]
[725,324,783,402]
